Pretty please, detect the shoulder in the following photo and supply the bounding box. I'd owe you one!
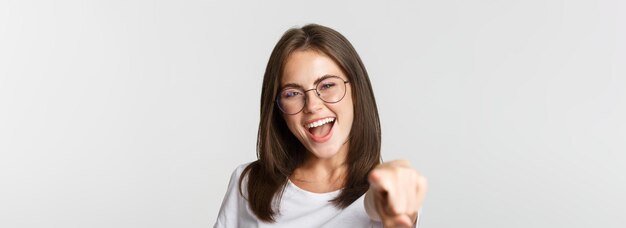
[226,162,253,191]
[231,162,251,179]
[214,162,257,227]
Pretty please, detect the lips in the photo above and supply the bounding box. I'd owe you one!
[304,117,336,143]
[304,117,336,129]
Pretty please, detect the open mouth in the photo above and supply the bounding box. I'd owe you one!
[305,117,336,142]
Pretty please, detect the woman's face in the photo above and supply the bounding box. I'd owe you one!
[280,50,354,160]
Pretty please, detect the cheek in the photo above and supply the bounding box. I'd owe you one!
[339,97,355,128]
[284,116,303,136]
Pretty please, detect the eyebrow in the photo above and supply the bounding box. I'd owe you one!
[280,74,339,90]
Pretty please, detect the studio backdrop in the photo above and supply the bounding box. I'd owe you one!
[1,0,624,227]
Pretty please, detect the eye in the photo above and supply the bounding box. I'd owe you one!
[319,82,336,91]
[281,89,302,98]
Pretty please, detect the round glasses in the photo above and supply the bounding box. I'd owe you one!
[276,76,350,115]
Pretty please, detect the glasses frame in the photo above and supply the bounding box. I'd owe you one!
[276,76,350,115]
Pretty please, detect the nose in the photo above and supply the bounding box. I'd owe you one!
[303,89,323,114]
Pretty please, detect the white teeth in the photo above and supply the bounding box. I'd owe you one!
[306,117,335,129]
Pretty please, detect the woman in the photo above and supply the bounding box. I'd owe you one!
[214,24,427,228]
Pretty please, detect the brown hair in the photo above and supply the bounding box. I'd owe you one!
[239,24,382,222]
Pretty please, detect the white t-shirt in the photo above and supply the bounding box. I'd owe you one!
[213,163,420,228]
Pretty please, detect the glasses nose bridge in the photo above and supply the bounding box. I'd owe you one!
[301,87,323,107]
[303,87,319,97]
[303,87,322,102]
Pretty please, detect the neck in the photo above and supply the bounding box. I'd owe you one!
[292,141,350,184]
[294,160,347,183]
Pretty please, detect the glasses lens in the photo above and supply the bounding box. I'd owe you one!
[278,88,305,114]
[317,77,346,103]
[276,77,347,114]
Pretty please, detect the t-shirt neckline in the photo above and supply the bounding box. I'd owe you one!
[286,178,343,197]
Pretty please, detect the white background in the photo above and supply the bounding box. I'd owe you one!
[1,0,625,227]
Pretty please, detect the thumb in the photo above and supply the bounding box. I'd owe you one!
[368,169,391,192]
